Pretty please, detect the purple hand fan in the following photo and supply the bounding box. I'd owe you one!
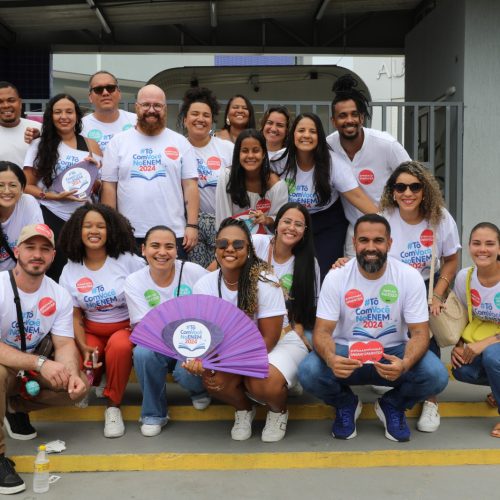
[130,294,269,378]
[52,160,99,200]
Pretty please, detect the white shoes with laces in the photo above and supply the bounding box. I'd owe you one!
[104,407,125,438]
[262,411,289,442]
[417,401,440,432]
[231,408,256,441]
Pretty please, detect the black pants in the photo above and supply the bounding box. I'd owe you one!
[40,205,67,282]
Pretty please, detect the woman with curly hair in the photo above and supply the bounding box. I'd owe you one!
[217,94,256,143]
[0,161,43,270]
[188,218,308,442]
[273,113,378,280]
[177,87,234,267]
[59,203,145,438]
[23,94,102,280]
[216,129,288,235]
[259,105,290,159]
[379,160,461,432]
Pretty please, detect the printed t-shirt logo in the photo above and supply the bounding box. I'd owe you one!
[174,284,193,297]
[165,147,179,160]
[420,229,434,247]
[358,169,375,185]
[470,289,481,308]
[379,284,399,304]
[144,289,161,307]
[38,297,56,317]
[76,277,94,293]
[280,274,293,293]
[495,292,500,310]
[122,124,133,131]
[87,129,103,141]
[207,156,221,170]
[345,289,364,308]
[256,198,271,213]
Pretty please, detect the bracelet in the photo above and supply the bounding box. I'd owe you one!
[186,223,199,230]
[438,275,451,287]
[433,293,445,303]
[38,189,47,200]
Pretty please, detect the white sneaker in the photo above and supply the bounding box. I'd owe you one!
[371,385,392,395]
[231,408,256,441]
[140,421,166,437]
[104,407,125,438]
[417,401,440,432]
[262,410,289,442]
[192,396,211,410]
[288,382,303,397]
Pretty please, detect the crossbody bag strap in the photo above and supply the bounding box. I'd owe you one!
[176,260,185,297]
[8,270,26,352]
[465,266,474,323]
[0,230,16,263]
[427,226,437,305]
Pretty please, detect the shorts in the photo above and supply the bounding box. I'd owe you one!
[268,330,308,387]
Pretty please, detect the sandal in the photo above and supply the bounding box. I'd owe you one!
[490,422,500,438]
[486,392,497,408]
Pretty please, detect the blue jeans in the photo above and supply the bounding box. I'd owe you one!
[298,343,449,411]
[133,346,207,425]
[452,343,500,414]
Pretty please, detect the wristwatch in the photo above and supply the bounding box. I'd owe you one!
[35,355,48,373]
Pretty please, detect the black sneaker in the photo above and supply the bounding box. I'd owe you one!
[0,455,25,495]
[3,412,37,440]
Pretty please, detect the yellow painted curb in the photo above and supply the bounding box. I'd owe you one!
[29,401,498,423]
[11,449,500,473]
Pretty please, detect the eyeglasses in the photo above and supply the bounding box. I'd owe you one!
[137,102,165,111]
[0,183,22,192]
[393,182,423,194]
[90,85,118,95]
[215,238,247,250]
[279,218,306,231]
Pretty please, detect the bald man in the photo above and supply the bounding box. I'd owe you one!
[101,85,199,256]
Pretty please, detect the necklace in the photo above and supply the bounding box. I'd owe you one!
[223,276,239,286]
[217,270,238,298]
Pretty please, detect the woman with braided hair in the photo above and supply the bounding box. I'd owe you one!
[188,217,308,442]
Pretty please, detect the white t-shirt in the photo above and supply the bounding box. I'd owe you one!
[193,269,286,324]
[454,267,500,324]
[125,260,208,325]
[317,257,428,348]
[0,271,73,352]
[193,137,234,214]
[59,253,145,323]
[215,167,289,233]
[83,110,136,152]
[327,127,411,225]
[0,118,41,167]
[102,127,198,238]
[382,208,461,281]
[24,138,102,221]
[272,151,358,214]
[252,234,321,299]
[0,194,43,271]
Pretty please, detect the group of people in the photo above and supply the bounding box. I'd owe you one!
[0,72,498,495]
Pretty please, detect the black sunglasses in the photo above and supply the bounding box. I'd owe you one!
[90,84,118,95]
[215,238,247,250]
[393,182,423,194]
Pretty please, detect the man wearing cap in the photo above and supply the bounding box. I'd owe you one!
[0,224,88,495]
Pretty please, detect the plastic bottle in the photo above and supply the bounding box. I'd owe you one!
[33,444,50,493]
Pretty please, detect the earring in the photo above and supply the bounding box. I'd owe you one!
[393,194,396,201]
[226,117,231,126]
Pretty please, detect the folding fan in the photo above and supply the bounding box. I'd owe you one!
[130,294,269,378]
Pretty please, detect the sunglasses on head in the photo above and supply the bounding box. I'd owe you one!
[215,238,247,250]
[393,182,423,194]
[90,84,118,95]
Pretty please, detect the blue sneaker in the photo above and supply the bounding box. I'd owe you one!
[374,398,410,442]
[331,397,362,439]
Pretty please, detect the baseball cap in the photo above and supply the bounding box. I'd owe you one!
[17,224,55,247]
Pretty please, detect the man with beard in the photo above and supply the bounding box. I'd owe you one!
[298,214,448,442]
[326,75,410,256]
[0,224,88,494]
[101,84,199,257]
[0,82,41,166]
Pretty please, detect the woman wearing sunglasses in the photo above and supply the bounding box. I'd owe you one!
[59,203,144,438]
[23,93,102,280]
[216,129,288,235]
[451,222,500,438]
[0,161,43,271]
[252,202,320,350]
[217,95,256,144]
[259,106,290,160]
[177,87,234,268]
[124,225,210,437]
[379,160,461,433]
[189,217,307,442]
